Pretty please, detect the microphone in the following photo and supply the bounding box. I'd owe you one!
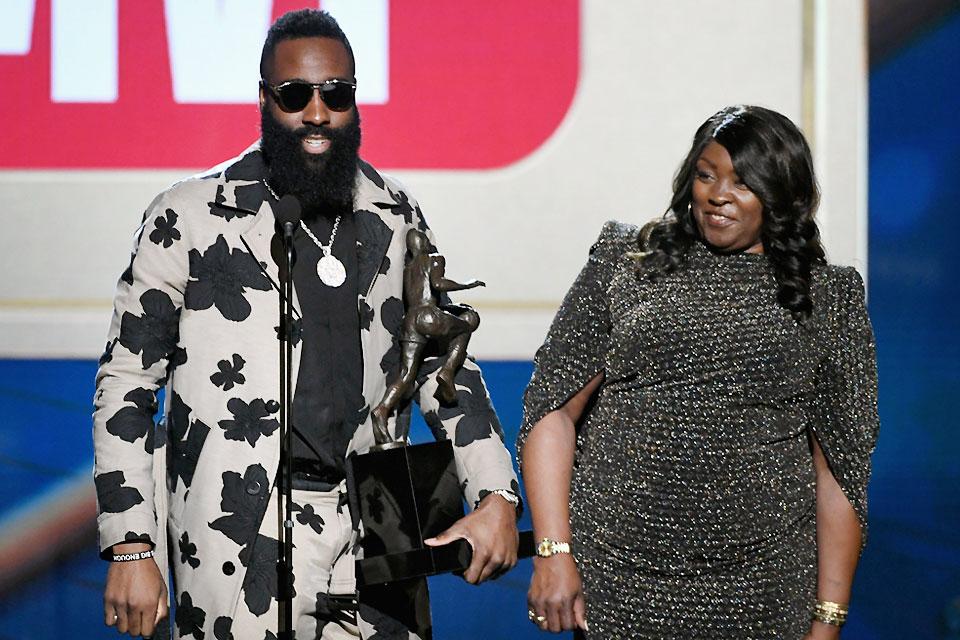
[274,194,302,240]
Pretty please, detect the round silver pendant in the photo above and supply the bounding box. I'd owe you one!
[317,254,346,287]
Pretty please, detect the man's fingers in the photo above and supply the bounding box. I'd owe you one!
[467,537,510,584]
[141,607,157,639]
[476,558,497,583]
[463,547,486,584]
[128,607,143,638]
[471,544,517,584]
[476,549,510,583]
[104,604,118,627]
[156,590,169,624]
[115,605,129,634]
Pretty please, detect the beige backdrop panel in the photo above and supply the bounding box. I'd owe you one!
[0,0,866,359]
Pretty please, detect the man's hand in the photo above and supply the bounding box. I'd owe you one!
[527,554,587,633]
[104,542,168,638]
[423,493,518,584]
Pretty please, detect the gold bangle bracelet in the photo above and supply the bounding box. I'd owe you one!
[812,600,849,627]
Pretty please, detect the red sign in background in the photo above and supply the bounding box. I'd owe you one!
[0,0,579,169]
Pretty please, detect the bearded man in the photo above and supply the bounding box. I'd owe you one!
[93,10,520,640]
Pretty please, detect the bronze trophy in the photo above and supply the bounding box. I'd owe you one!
[346,229,487,587]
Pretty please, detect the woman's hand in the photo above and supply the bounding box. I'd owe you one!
[802,620,842,640]
[527,555,588,633]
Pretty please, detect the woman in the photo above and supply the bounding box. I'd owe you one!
[518,105,878,639]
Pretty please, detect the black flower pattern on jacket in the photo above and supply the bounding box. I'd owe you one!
[185,235,271,322]
[233,182,269,214]
[149,208,182,248]
[239,533,284,616]
[359,299,375,331]
[167,391,210,491]
[119,288,180,369]
[209,464,269,552]
[95,470,144,513]
[208,184,256,222]
[179,531,200,568]
[378,297,405,382]
[213,616,234,640]
[274,317,303,346]
[175,590,206,639]
[99,338,117,365]
[119,226,145,286]
[218,398,280,447]
[422,410,448,441]
[165,345,188,380]
[292,501,325,535]
[146,413,166,454]
[105,387,157,447]
[359,159,385,189]
[387,188,416,224]
[210,354,246,391]
[120,259,134,286]
[435,367,505,447]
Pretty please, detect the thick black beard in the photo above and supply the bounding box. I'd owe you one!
[260,108,362,216]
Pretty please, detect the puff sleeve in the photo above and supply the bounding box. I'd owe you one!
[809,266,880,540]
[516,220,638,467]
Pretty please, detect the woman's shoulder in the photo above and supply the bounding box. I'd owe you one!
[812,263,866,294]
[592,219,653,255]
[811,263,868,322]
[587,221,646,276]
[595,219,639,241]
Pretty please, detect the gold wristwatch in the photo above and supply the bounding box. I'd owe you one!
[535,538,572,558]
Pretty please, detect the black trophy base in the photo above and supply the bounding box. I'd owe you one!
[346,440,464,586]
[346,440,536,586]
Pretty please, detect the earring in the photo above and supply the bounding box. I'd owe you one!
[687,201,693,217]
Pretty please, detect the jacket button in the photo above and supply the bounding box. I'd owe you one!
[246,480,262,495]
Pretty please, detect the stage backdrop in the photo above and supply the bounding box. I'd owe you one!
[0,0,867,360]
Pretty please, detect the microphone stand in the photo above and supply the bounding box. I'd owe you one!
[278,222,296,640]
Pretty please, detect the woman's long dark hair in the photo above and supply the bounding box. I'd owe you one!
[641,105,825,320]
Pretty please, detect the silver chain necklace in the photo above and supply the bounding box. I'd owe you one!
[263,179,346,288]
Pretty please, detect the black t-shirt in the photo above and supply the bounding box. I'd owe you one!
[290,211,364,487]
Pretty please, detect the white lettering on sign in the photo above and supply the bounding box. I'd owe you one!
[0,0,389,105]
[164,0,272,103]
[52,0,118,102]
[0,0,34,55]
[322,0,389,104]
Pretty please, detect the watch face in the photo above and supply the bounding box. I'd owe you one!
[537,540,553,556]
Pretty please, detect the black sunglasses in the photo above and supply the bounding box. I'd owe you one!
[261,78,357,113]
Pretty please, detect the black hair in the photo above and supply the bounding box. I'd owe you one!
[642,105,825,321]
[259,9,355,79]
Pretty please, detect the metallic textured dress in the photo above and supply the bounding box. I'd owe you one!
[518,221,879,640]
